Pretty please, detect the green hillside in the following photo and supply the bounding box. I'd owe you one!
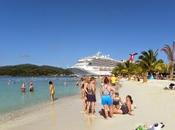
[0,64,73,76]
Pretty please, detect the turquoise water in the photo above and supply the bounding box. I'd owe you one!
[0,77,79,115]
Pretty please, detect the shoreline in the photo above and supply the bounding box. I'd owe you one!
[0,94,80,124]
[1,79,175,130]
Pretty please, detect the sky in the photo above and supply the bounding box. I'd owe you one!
[0,0,175,67]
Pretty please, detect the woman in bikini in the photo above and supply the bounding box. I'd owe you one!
[113,95,133,115]
[49,81,55,102]
[85,77,96,115]
[101,77,115,119]
[82,77,90,112]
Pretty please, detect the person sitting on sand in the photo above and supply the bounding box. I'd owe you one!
[101,77,115,119]
[85,77,96,115]
[113,95,133,115]
[112,92,122,110]
[49,81,55,102]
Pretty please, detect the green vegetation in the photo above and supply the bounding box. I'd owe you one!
[161,42,175,80]
[138,49,165,82]
[112,49,168,82]
[112,60,138,80]
[0,64,73,76]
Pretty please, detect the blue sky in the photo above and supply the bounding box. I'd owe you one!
[0,0,174,67]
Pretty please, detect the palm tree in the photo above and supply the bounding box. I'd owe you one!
[112,60,136,80]
[112,63,126,76]
[161,42,175,80]
[154,62,167,73]
[124,60,137,80]
[138,49,163,82]
[133,63,143,76]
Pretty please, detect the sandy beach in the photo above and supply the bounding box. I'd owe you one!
[1,80,175,130]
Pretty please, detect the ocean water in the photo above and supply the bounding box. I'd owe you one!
[0,77,79,116]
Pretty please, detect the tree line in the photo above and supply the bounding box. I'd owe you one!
[0,64,73,76]
[112,42,175,82]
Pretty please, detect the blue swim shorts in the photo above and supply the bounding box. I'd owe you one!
[101,95,113,106]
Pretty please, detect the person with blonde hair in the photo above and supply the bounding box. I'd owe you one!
[82,77,90,112]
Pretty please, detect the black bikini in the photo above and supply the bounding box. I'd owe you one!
[86,88,96,102]
[113,100,120,106]
[121,104,129,114]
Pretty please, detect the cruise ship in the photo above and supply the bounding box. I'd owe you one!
[70,52,122,76]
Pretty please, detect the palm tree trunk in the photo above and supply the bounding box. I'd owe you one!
[170,63,174,80]
[143,72,148,83]
[128,74,131,80]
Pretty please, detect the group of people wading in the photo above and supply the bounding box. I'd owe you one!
[80,75,133,119]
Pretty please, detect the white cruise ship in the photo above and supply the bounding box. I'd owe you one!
[70,52,122,76]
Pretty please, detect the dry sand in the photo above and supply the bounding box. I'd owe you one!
[0,80,175,130]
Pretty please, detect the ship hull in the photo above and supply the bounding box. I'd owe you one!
[69,67,113,76]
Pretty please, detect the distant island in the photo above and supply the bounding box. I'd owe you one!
[0,64,73,76]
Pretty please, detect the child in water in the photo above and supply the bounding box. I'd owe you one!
[49,81,55,102]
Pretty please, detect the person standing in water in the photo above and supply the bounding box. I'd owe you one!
[21,82,26,93]
[29,82,34,92]
[49,81,55,102]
